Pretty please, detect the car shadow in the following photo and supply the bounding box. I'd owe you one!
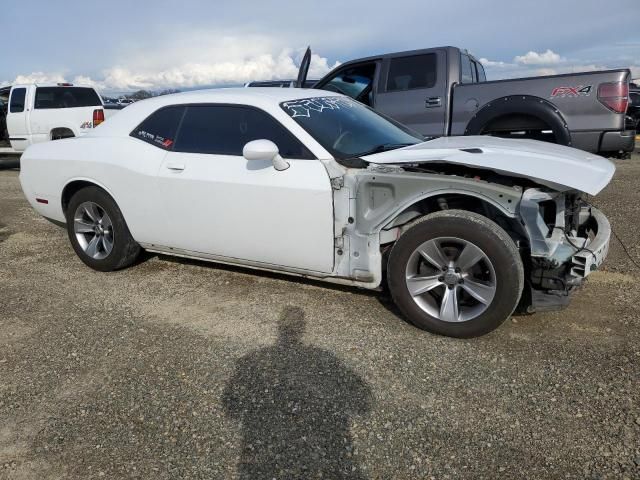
[222,306,372,479]
[140,251,419,330]
[139,252,525,332]
[143,251,382,299]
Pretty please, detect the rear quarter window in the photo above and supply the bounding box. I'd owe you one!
[475,61,487,82]
[131,106,186,149]
[460,54,474,84]
[34,87,102,109]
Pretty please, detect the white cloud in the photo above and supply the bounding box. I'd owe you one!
[514,49,563,65]
[12,71,67,85]
[481,59,639,81]
[478,58,508,68]
[100,50,336,91]
[3,48,338,94]
[479,49,640,81]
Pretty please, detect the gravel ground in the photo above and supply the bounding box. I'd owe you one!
[0,153,639,479]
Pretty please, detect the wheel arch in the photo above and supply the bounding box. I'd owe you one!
[61,178,118,216]
[376,189,530,284]
[378,191,532,309]
[378,188,515,230]
[50,127,76,141]
[380,191,526,245]
[464,95,572,146]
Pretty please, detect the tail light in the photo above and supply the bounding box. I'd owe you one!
[597,82,629,113]
[93,109,105,127]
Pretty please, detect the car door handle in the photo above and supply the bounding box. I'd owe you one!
[425,96,442,108]
[166,162,185,172]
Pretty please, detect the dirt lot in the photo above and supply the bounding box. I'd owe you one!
[1,154,639,479]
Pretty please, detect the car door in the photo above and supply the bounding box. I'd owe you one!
[374,51,447,137]
[156,104,335,273]
[6,86,29,151]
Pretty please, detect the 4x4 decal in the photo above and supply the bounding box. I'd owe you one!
[550,85,592,98]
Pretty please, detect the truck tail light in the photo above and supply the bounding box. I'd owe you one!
[597,82,629,113]
[93,109,105,127]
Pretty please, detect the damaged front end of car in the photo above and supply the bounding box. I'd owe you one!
[518,188,611,312]
[359,136,615,313]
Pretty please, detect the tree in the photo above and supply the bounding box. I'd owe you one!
[128,90,153,100]
[157,89,181,96]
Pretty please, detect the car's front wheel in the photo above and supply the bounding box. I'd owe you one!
[387,210,524,338]
[66,186,140,271]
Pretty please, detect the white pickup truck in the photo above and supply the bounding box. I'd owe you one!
[0,83,107,157]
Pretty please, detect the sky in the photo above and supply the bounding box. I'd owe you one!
[2,0,639,95]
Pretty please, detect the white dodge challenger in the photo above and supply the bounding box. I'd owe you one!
[19,88,614,337]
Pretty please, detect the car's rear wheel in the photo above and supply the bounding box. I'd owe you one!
[387,210,524,338]
[66,186,140,271]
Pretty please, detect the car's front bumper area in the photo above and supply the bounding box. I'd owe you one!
[520,189,611,312]
[569,206,611,278]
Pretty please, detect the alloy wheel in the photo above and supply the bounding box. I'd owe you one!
[404,237,497,323]
[73,201,114,260]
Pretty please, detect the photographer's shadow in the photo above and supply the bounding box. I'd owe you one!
[223,306,372,479]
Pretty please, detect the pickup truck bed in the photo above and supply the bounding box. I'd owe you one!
[451,69,635,154]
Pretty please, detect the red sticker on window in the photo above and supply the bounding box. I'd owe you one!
[162,139,174,148]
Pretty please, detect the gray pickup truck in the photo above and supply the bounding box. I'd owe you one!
[294,46,635,156]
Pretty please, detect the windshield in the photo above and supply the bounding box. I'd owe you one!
[280,96,423,159]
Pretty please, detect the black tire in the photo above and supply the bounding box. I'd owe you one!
[66,186,140,271]
[0,156,20,169]
[387,210,524,338]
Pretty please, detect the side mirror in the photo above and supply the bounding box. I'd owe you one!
[243,139,290,171]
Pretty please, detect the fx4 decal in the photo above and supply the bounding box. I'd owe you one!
[550,85,592,98]
[80,121,93,129]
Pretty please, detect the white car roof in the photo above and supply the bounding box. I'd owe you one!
[92,88,342,138]
[160,87,337,104]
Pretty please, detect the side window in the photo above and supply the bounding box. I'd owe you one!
[386,54,437,92]
[131,106,185,149]
[34,87,102,109]
[460,54,474,84]
[173,105,315,159]
[320,63,376,104]
[475,61,487,82]
[9,88,26,113]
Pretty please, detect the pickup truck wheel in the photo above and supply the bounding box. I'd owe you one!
[387,210,524,338]
[66,186,140,271]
